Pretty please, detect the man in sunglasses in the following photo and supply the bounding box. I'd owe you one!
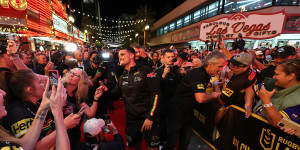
[217,53,257,107]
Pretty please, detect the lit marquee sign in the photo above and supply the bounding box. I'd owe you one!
[52,14,68,35]
[0,0,27,10]
[199,10,285,41]
[80,32,84,40]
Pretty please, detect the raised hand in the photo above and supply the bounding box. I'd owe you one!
[49,78,67,112]
[258,85,276,104]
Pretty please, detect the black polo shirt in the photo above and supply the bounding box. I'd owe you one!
[220,68,257,107]
[169,67,211,122]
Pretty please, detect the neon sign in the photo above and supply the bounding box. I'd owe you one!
[0,0,27,11]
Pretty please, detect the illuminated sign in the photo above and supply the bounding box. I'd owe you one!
[199,11,285,41]
[72,26,78,38]
[80,31,84,40]
[0,0,27,10]
[52,14,68,35]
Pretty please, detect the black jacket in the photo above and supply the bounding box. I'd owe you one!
[111,65,160,121]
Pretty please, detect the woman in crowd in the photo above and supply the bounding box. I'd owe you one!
[3,70,79,149]
[254,59,300,134]
[0,76,70,150]
[150,52,161,69]
[61,68,106,150]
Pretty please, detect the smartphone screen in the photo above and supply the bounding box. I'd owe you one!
[48,70,59,87]
[77,106,86,115]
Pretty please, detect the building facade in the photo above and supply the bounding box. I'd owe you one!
[149,0,300,50]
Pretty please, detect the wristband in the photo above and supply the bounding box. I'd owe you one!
[262,103,273,108]
[93,99,99,102]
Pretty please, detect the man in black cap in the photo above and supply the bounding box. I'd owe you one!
[217,53,257,107]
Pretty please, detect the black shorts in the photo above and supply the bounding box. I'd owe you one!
[126,119,160,148]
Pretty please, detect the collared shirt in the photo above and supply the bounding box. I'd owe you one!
[170,67,211,122]
[77,61,85,70]
[220,68,257,107]
[112,65,160,121]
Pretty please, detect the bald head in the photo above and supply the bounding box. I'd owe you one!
[74,50,83,62]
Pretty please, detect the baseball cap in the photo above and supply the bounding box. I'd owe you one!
[83,118,105,136]
[230,52,252,66]
[274,46,296,58]
[255,50,263,56]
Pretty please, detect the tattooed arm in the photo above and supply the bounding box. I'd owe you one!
[18,79,51,150]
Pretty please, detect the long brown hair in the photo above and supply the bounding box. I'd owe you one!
[8,70,36,101]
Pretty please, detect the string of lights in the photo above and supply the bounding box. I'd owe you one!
[68,7,146,23]
[86,21,144,29]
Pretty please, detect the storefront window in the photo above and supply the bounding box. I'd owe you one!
[169,22,175,31]
[156,30,160,36]
[224,0,272,13]
[193,10,201,22]
[159,28,164,35]
[177,19,183,29]
[208,1,219,17]
[184,15,191,26]
[200,7,206,20]
[276,0,300,5]
[164,26,169,34]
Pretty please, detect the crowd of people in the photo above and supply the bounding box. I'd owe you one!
[0,34,299,150]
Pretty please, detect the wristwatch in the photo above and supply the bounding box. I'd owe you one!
[262,103,273,108]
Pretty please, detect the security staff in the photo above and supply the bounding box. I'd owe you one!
[165,51,227,150]
[111,47,160,150]
[217,53,257,107]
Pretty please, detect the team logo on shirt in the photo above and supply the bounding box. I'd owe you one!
[222,88,234,97]
[197,84,205,90]
[11,118,33,138]
[248,70,256,81]
[147,72,156,78]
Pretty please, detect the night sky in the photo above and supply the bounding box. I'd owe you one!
[70,0,185,21]
[100,0,185,20]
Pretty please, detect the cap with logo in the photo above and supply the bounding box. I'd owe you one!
[83,118,105,136]
[231,52,252,66]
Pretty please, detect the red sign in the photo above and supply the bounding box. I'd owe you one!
[282,14,300,34]
[199,10,286,41]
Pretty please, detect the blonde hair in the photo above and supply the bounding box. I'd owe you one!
[62,68,89,106]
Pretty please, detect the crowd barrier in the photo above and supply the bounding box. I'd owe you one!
[192,103,300,150]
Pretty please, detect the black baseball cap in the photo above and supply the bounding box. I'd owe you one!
[274,46,296,58]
